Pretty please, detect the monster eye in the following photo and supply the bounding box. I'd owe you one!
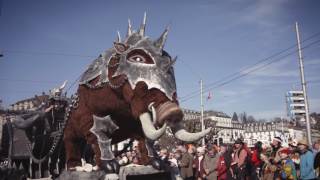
[129,55,146,63]
[127,49,154,64]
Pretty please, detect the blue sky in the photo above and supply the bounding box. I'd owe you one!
[1,0,320,120]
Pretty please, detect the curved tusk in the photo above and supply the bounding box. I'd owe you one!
[139,112,166,140]
[171,123,211,142]
[148,102,157,124]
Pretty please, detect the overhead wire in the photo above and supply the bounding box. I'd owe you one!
[180,38,320,103]
[179,31,320,100]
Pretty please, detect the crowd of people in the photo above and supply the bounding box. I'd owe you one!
[116,137,320,180]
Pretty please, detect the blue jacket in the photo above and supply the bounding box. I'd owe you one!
[300,150,316,180]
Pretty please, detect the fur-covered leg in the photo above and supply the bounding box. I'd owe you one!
[63,131,82,170]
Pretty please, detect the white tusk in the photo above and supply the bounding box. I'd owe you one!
[171,123,211,142]
[148,102,157,124]
[139,112,166,140]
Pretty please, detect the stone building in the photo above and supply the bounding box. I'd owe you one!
[182,109,244,144]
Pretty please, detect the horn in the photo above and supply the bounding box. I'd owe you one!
[117,31,121,42]
[127,19,132,37]
[171,122,211,142]
[139,112,166,140]
[165,56,177,72]
[155,26,169,50]
[139,12,147,36]
[59,80,67,90]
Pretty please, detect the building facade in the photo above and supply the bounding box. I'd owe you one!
[182,109,316,147]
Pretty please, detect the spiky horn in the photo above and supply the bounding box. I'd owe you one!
[117,31,121,42]
[127,19,132,37]
[59,80,67,90]
[165,56,177,72]
[139,12,147,36]
[155,26,169,50]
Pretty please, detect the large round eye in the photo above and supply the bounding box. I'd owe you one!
[127,49,154,64]
[129,55,146,63]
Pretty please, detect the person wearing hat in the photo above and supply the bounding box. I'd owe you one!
[232,138,248,180]
[279,148,297,180]
[203,144,218,180]
[298,138,316,180]
[269,136,285,179]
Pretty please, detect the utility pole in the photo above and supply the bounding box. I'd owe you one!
[200,79,205,146]
[295,22,312,146]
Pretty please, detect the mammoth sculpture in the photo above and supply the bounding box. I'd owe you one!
[64,13,211,173]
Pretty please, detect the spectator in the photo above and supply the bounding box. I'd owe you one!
[288,140,301,177]
[270,136,284,179]
[126,151,133,163]
[216,144,231,180]
[118,153,129,166]
[132,156,139,165]
[298,138,316,180]
[232,138,248,180]
[160,148,168,161]
[193,146,206,180]
[279,148,297,180]
[314,146,320,178]
[251,141,263,180]
[203,144,218,180]
[168,150,179,167]
[178,145,194,180]
[313,140,320,155]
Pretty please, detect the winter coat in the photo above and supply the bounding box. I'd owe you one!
[203,153,218,180]
[179,152,194,179]
[300,150,316,180]
[216,155,227,180]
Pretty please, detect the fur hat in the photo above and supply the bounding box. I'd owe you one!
[298,138,309,147]
[273,137,282,143]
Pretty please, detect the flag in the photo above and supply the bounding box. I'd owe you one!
[207,92,212,101]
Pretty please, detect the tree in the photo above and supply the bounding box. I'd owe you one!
[0,99,3,110]
[240,112,247,123]
[310,112,320,130]
[232,112,239,121]
[247,115,256,123]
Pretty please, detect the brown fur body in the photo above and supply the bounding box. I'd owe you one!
[63,56,169,168]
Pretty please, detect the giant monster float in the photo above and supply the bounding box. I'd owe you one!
[63,14,212,173]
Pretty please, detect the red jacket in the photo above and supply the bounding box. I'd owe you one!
[251,149,262,167]
[216,155,227,180]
